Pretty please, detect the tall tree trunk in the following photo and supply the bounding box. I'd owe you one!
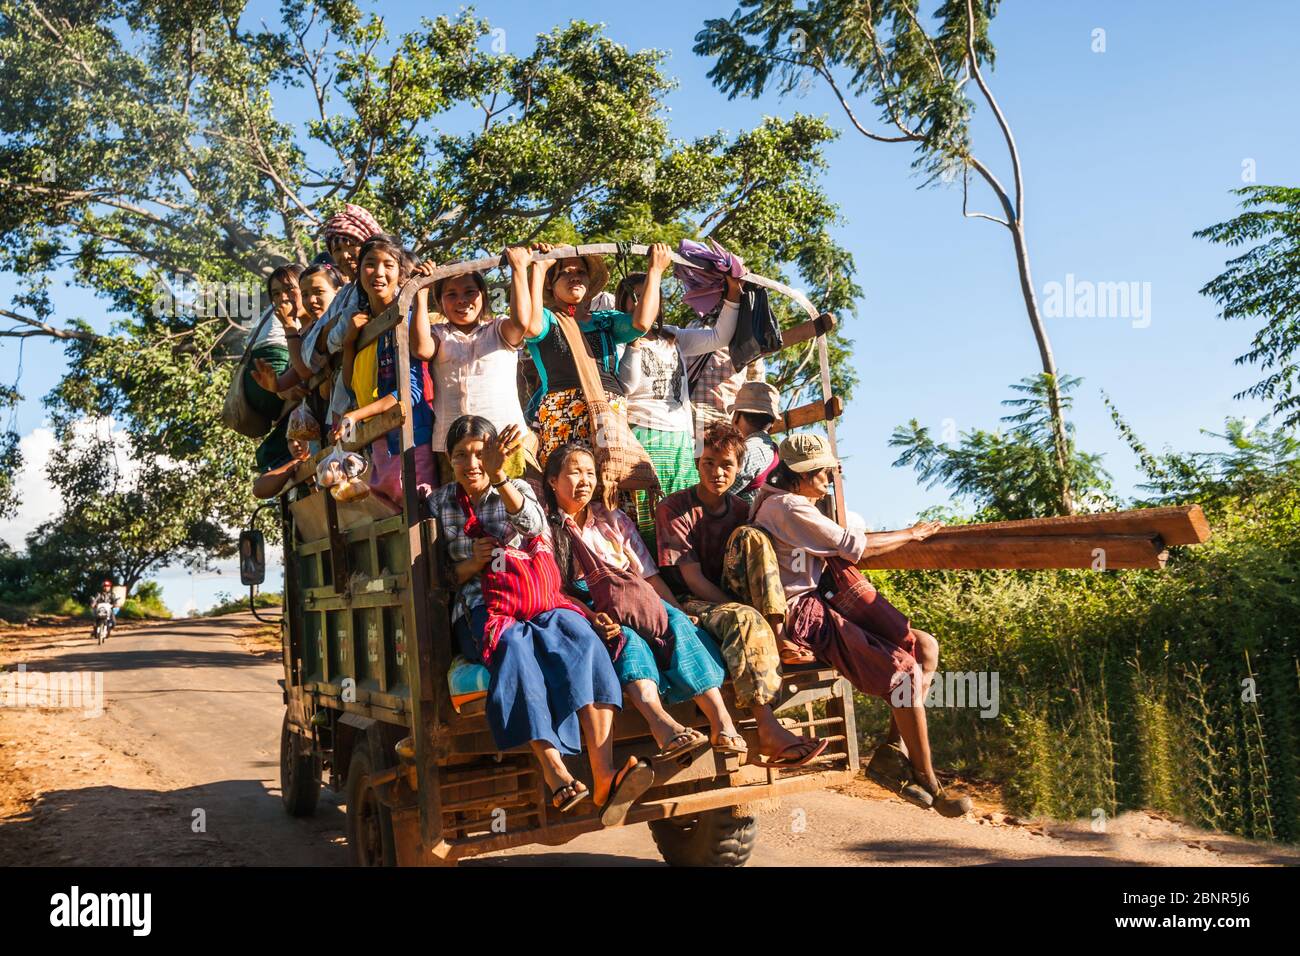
[1009,221,1073,514]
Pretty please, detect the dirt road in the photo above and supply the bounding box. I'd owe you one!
[2,615,1295,867]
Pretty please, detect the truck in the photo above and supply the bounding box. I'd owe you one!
[249,245,862,866]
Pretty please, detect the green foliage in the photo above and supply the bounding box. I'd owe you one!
[23,419,229,597]
[890,374,1112,519]
[1106,395,1300,524]
[0,3,861,549]
[207,589,281,616]
[38,596,86,619]
[1195,185,1300,429]
[695,0,998,185]
[869,430,1300,841]
[118,580,171,620]
[0,385,20,520]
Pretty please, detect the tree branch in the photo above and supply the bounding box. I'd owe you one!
[813,52,918,144]
[964,0,1023,223]
[961,165,1009,226]
[0,309,98,341]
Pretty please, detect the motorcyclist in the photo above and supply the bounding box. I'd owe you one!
[90,580,118,638]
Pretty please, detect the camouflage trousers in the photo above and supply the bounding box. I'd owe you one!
[684,599,782,709]
[722,524,788,621]
[681,524,789,709]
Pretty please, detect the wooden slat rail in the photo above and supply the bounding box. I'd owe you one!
[780,311,837,349]
[863,534,1168,571]
[289,404,406,487]
[921,504,1211,546]
[859,505,1208,571]
[771,396,843,435]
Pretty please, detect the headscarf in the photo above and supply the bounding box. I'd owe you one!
[322,203,383,245]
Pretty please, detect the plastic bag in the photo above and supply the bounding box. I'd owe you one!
[330,476,371,502]
[315,446,349,489]
[286,402,320,442]
[316,446,372,501]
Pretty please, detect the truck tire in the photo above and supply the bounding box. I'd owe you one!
[280,713,320,817]
[345,749,395,866]
[648,806,757,867]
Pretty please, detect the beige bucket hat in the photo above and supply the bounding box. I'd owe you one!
[778,432,839,473]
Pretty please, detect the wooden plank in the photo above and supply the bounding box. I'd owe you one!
[770,395,843,434]
[780,312,837,349]
[435,767,855,863]
[860,533,1168,570]
[291,404,408,486]
[914,505,1209,547]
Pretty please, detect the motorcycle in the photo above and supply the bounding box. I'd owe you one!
[93,601,113,645]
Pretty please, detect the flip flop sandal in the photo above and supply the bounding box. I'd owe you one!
[710,731,749,757]
[750,737,830,770]
[654,728,709,761]
[779,641,817,666]
[550,779,590,813]
[599,758,654,828]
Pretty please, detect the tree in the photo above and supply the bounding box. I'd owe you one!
[695,0,1076,512]
[1195,185,1300,431]
[0,3,860,547]
[1105,393,1300,521]
[25,434,228,598]
[890,374,1110,521]
[0,385,20,520]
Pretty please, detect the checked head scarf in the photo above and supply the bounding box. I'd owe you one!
[322,203,384,246]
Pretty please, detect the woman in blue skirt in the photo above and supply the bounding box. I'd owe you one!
[542,443,748,760]
[426,416,653,825]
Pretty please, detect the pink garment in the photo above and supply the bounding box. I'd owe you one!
[750,484,869,603]
[675,238,746,317]
[568,503,657,580]
[368,440,436,509]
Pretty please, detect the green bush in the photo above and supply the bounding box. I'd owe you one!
[36,596,87,618]
[206,590,282,617]
[118,581,171,620]
[872,497,1299,842]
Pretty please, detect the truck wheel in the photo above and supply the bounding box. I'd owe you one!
[648,806,757,867]
[346,749,395,866]
[280,714,320,817]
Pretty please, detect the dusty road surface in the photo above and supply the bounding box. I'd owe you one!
[2,615,1296,867]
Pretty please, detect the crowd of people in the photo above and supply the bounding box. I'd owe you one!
[242,203,970,826]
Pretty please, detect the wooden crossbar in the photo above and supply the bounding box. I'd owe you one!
[859,505,1208,571]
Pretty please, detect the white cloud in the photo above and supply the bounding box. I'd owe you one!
[0,418,135,550]
[0,427,62,549]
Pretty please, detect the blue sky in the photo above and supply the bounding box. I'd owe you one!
[2,1,1297,612]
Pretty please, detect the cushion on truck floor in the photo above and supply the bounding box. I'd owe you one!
[448,655,490,712]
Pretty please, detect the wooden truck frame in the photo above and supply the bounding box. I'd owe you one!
[255,244,1210,866]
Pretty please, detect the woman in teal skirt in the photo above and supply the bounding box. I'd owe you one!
[542,442,749,759]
